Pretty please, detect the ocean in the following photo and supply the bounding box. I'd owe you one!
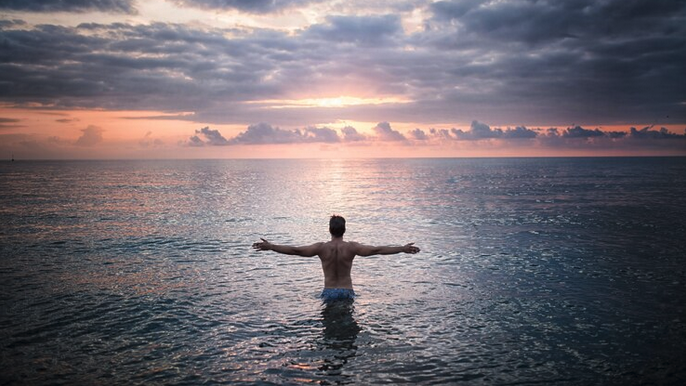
[1,157,685,385]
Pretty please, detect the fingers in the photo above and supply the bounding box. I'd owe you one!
[406,243,420,254]
[252,239,267,250]
[251,238,269,250]
[404,242,419,254]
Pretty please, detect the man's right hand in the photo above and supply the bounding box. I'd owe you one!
[404,243,420,254]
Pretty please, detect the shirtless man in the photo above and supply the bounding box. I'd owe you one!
[252,215,420,301]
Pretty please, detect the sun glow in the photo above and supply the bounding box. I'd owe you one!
[245,96,412,109]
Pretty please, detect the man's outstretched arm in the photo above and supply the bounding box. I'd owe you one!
[353,242,420,257]
[252,238,322,257]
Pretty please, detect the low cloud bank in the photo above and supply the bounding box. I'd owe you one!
[188,121,686,149]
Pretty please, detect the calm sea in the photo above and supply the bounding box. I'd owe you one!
[1,158,685,385]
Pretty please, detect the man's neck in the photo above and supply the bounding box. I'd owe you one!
[330,236,344,242]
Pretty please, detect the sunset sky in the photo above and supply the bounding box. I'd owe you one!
[1,0,685,159]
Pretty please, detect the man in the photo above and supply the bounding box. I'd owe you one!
[252,215,420,301]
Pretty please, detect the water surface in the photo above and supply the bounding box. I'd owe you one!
[1,158,685,384]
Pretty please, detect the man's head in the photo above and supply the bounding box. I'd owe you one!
[329,215,346,237]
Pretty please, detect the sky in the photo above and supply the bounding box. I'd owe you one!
[1,0,685,159]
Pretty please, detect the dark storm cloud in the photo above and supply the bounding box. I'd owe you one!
[171,0,320,14]
[0,0,685,132]
[305,15,402,45]
[0,22,287,111]
[0,0,136,13]
[419,0,686,124]
[0,19,25,28]
[429,0,686,44]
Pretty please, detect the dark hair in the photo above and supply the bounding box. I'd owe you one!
[329,215,346,237]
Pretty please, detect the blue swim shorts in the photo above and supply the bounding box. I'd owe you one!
[320,288,355,302]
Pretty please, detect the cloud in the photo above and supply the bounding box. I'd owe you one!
[0,117,23,130]
[555,125,683,141]
[74,125,104,147]
[417,122,685,149]
[533,124,686,152]
[227,123,341,145]
[305,15,402,46]
[415,0,686,125]
[171,0,320,14]
[0,19,26,28]
[195,126,229,146]
[303,127,340,143]
[409,128,428,140]
[429,0,686,44]
[442,122,538,141]
[630,126,684,139]
[229,123,305,145]
[430,128,453,140]
[139,131,164,148]
[450,120,505,140]
[187,135,205,147]
[220,121,542,146]
[430,0,483,20]
[341,126,366,142]
[470,120,501,139]
[562,126,605,138]
[0,0,684,129]
[56,118,79,124]
[373,122,405,141]
[0,0,136,14]
[503,126,538,139]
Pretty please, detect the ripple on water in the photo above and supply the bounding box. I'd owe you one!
[1,158,685,384]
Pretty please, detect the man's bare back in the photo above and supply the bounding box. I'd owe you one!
[252,216,420,296]
[318,239,356,289]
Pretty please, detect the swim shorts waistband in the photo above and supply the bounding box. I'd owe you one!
[320,288,355,301]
